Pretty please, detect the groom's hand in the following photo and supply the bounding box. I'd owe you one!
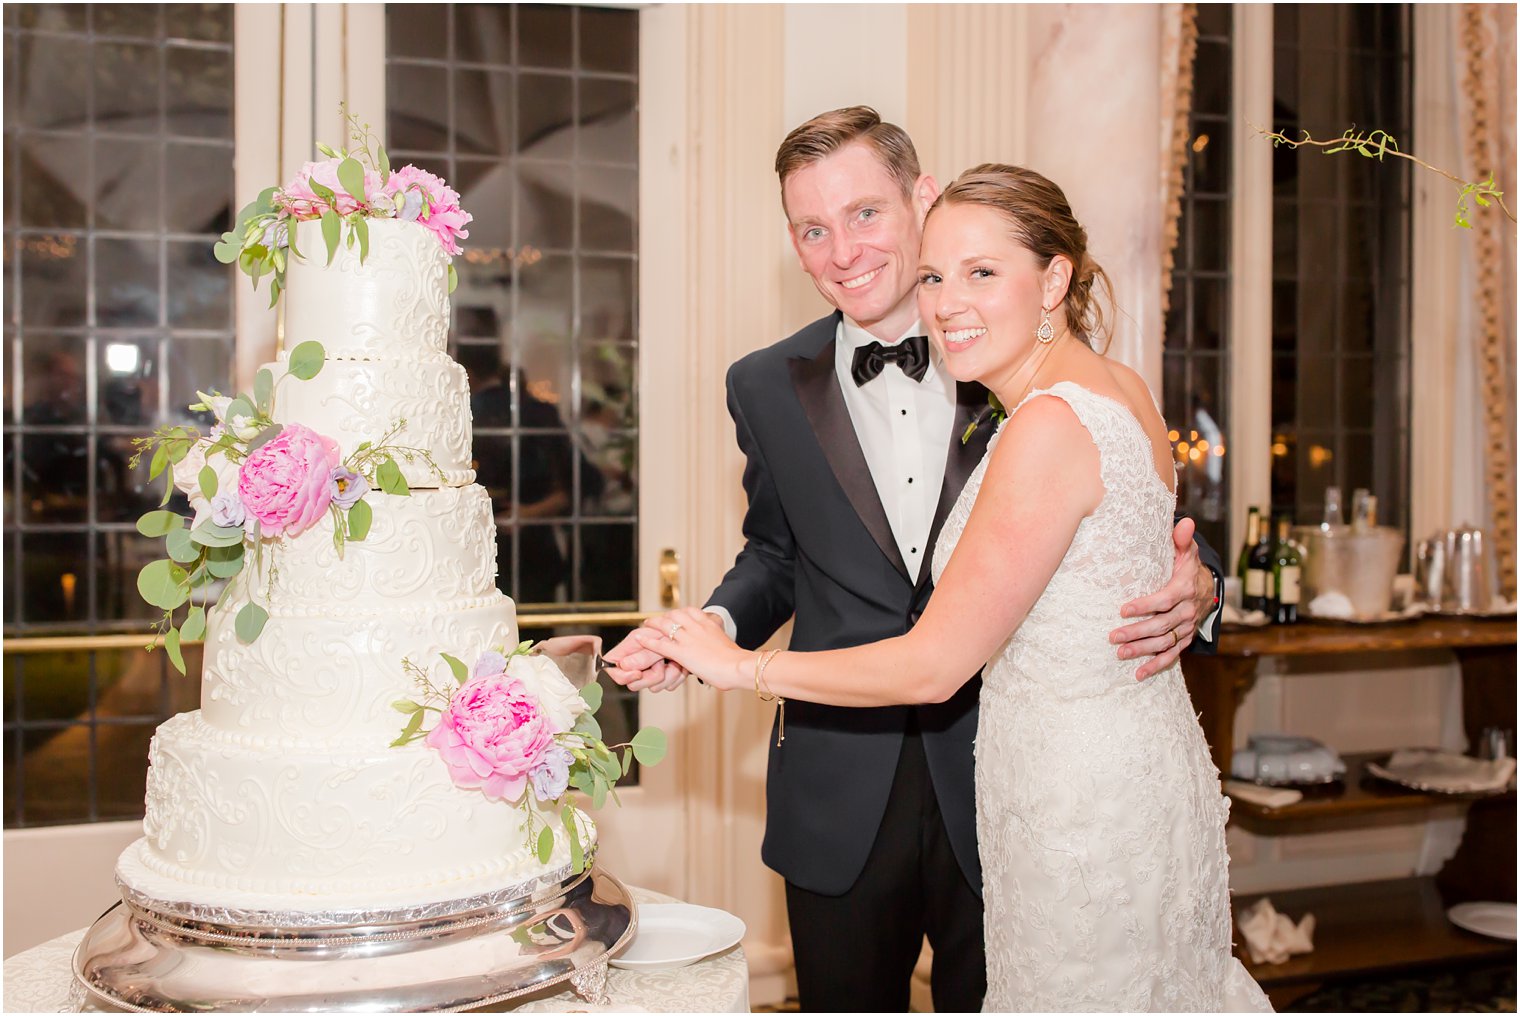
[604,611,706,692]
[1111,517,1213,680]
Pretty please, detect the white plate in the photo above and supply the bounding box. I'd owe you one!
[1447,901,1517,940]
[610,903,746,970]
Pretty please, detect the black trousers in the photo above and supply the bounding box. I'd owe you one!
[783,725,986,1012]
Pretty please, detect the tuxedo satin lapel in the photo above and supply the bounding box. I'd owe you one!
[917,381,993,588]
[789,342,913,583]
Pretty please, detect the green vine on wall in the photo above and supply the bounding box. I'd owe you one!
[1253,124,1514,229]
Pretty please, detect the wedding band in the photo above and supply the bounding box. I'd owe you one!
[1168,628,1180,647]
[668,623,683,639]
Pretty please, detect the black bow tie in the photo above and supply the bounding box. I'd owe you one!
[851,335,930,386]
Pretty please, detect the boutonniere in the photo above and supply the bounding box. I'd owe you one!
[961,391,1008,445]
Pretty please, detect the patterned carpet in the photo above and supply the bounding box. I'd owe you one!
[755,960,1518,1012]
[1283,960,1516,1013]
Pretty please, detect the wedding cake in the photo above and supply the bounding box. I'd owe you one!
[114,218,595,916]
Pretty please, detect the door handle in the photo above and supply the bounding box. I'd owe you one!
[659,548,682,608]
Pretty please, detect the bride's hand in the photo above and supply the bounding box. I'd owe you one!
[630,608,751,691]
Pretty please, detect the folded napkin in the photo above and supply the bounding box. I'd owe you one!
[1368,749,1517,794]
[1236,897,1315,965]
[1225,780,1304,809]
[1221,603,1269,626]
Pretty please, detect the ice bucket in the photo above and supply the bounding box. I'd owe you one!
[1301,525,1405,618]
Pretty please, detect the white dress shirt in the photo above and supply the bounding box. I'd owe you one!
[833,316,957,578]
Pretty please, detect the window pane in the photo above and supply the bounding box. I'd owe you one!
[19,133,89,229]
[580,9,637,74]
[388,4,449,61]
[519,5,572,69]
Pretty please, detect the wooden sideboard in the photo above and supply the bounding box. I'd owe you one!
[1181,616,1517,1003]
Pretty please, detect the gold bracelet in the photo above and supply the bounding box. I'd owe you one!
[755,648,785,746]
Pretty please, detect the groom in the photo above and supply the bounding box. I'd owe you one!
[606,107,1223,1012]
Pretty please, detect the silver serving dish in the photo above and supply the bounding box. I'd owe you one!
[73,862,635,1012]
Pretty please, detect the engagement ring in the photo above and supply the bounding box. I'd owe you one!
[668,623,683,639]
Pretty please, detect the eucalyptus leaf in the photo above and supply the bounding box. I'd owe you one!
[378,144,391,180]
[235,601,269,643]
[165,526,199,564]
[149,444,169,481]
[180,605,206,642]
[136,510,181,538]
[337,157,367,198]
[198,465,218,500]
[165,437,192,465]
[570,770,595,795]
[621,748,634,777]
[574,712,602,743]
[448,263,458,294]
[287,340,326,380]
[347,498,373,541]
[591,778,607,810]
[321,210,341,265]
[206,542,245,578]
[579,681,604,714]
[254,368,273,413]
[309,179,337,204]
[190,521,246,548]
[392,700,421,714]
[629,727,668,767]
[536,825,554,864]
[225,396,256,427]
[213,236,241,264]
[246,423,283,452]
[165,628,185,675]
[562,806,584,874]
[354,216,370,263]
[440,652,469,685]
[137,560,189,611]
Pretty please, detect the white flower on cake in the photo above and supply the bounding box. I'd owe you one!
[503,653,589,733]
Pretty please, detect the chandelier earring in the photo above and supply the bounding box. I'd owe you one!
[1036,307,1056,344]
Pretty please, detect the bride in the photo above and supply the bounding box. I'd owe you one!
[631,165,1272,1012]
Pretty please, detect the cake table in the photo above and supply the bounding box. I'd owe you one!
[4,888,750,1013]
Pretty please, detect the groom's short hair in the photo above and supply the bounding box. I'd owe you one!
[774,106,921,202]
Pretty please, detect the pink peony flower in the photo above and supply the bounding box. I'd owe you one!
[279,158,384,219]
[236,423,341,537]
[426,672,556,802]
[386,164,472,255]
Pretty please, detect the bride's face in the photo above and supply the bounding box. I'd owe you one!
[916,203,1054,389]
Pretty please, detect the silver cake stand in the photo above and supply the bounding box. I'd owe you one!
[72,860,635,1012]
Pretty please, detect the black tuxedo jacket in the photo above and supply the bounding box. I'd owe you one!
[706,311,1221,897]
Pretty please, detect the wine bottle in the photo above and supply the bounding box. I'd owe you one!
[1245,512,1273,614]
[1236,507,1261,583]
[1270,515,1301,624]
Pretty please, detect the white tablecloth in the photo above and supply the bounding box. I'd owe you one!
[4,888,749,1013]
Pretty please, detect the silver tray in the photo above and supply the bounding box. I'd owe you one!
[73,863,635,1012]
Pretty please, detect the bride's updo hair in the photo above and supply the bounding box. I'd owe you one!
[929,164,1115,351]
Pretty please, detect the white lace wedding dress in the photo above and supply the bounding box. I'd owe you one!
[933,382,1272,1012]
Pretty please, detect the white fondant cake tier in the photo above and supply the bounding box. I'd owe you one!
[267,352,474,487]
[201,596,519,745]
[283,218,450,361]
[127,713,594,910]
[248,486,502,609]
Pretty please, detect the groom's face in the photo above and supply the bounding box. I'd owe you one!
[783,143,936,336]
